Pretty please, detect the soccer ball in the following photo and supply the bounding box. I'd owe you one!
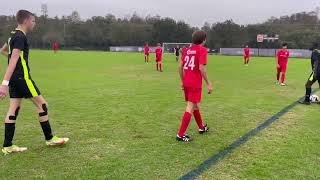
[310,95,319,103]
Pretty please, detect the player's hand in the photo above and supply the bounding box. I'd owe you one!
[181,85,184,91]
[277,64,280,68]
[0,85,8,100]
[207,83,213,94]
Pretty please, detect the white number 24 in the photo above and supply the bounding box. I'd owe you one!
[183,56,195,70]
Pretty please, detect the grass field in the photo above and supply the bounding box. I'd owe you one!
[0,51,319,179]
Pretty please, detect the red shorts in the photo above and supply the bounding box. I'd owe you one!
[156,59,162,62]
[244,55,249,59]
[145,53,149,56]
[277,64,287,73]
[183,87,202,103]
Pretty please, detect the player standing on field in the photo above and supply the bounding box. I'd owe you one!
[144,43,150,63]
[174,45,181,62]
[244,45,250,66]
[299,43,320,105]
[155,43,163,72]
[53,41,59,53]
[0,10,69,155]
[276,43,290,86]
[176,31,212,142]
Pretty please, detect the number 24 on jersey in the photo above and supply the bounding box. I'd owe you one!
[183,56,195,70]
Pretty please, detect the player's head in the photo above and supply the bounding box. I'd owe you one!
[16,10,35,32]
[282,43,288,49]
[192,30,207,45]
[245,45,248,48]
[157,43,161,47]
[177,45,179,48]
[145,43,148,46]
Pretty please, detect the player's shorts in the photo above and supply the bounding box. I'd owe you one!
[244,55,249,58]
[156,58,162,62]
[176,53,180,57]
[9,78,41,99]
[145,53,149,56]
[183,87,202,103]
[277,64,287,73]
[307,71,320,83]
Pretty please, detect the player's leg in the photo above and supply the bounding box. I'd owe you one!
[2,98,27,155]
[193,103,209,134]
[177,101,194,142]
[156,61,159,71]
[299,72,316,105]
[280,72,286,85]
[276,66,281,84]
[159,61,163,72]
[30,95,69,145]
[146,54,149,62]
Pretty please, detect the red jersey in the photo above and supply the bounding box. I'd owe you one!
[244,48,250,56]
[144,46,150,55]
[155,47,163,61]
[277,49,290,65]
[181,45,207,89]
[53,42,58,50]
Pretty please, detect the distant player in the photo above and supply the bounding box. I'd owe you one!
[244,45,250,65]
[299,43,320,105]
[276,43,290,86]
[53,41,59,53]
[0,10,69,155]
[174,45,181,61]
[144,43,150,63]
[155,43,163,72]
[176,30,212,142]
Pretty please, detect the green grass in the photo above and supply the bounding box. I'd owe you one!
[0,51,319,179]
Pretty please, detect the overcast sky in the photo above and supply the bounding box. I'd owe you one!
[0,0,319,26]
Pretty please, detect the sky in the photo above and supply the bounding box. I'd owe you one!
[0,0,319,27]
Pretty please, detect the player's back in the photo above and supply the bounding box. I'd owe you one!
[182,45,207,89]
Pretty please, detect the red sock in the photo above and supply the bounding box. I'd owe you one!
[178,112,192,137]
[277,72,280,81]
[193,109,204,129]
[281,73,286,83]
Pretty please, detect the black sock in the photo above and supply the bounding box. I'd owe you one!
[3,123,15,147]
[40,121,53,140]
[305,87,312,102]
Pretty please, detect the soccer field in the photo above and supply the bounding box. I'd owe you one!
[0,51,319,179]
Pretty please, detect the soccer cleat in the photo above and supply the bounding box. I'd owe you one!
[176,135,192,142]
[298,99,311,105]
[199,124,209,134]
[46,136,69,146]
[280,83,286,86]
[275,81,280,85]
[2,145,27,155]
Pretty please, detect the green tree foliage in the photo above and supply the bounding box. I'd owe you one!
[0,10,319,49]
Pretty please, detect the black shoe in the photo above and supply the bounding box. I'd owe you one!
[298,99,311,105]
[199,124,209,134]
[176,135,192,142]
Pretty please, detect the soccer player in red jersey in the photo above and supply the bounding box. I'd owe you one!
[244,45,250,66]
[276,43,290,86]
[53,41,59,53]
[144,43,150,63]
[176,31,212,142]
[155,43,163,72]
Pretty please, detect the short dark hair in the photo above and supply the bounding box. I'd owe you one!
[282,43,288,47]
[16,10,34,24]
[192,31,207,45]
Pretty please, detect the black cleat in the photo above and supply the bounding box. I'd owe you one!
[176,135,192,142]
[298,99,311,105]
[199,124,209,134]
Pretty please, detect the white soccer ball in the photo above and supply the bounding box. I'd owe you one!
[310,95,320,103]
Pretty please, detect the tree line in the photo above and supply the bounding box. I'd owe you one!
[0,10,319,50]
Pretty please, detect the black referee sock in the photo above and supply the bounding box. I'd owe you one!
[40,121,53,141]
[3,123,15,147]
[305,87,312,102]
